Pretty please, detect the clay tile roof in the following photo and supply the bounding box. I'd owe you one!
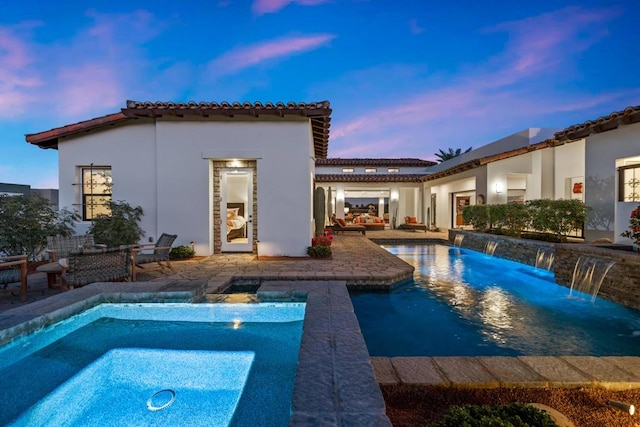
[315,174,425,183]
[316,158,436,167]
[554,105,640,142]
[26,100,332,158]
[25,112,129,149]
[122,100,332,158]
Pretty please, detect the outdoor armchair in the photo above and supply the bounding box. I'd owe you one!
[0,255,28,301]
[61,247,132,289]
[131,233,177,281]
[45,234,100,262]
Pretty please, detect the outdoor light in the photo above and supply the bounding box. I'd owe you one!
[608,400,635,415]
[495,182,504,193]
[233,319,242,330]
[344,207,350,214]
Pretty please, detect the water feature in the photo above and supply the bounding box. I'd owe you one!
[453,234,464,247]
[569,256,616,302]
[0,303,305,426]
[351,244,640,357]
[484,240,498,256]
[535,247,555,271]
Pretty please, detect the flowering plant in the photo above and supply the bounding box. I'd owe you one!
[621,205,640,245]
[312,234,333,247]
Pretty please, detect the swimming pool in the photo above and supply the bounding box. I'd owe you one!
[0,303,305,426]
[351,244,640,357]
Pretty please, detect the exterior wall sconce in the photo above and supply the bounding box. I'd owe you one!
[495,183,504,193]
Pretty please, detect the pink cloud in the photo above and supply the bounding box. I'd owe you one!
[485,6,620,76]
[208,34,335,76]
[0,27,42,115]
[55,64,123,117]
[253,0,331,15]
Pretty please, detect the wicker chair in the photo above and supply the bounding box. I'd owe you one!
[131,233,177,281]
[45,234,98,262]
[0,255,28,301]
[61,247,132,289]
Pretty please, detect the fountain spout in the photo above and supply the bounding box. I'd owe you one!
[569,256,615,302]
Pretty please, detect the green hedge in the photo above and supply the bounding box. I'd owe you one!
[462,199,589,242]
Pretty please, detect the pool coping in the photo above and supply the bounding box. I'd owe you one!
[0,279,393,426]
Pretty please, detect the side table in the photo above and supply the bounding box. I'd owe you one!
[36,261,66,289]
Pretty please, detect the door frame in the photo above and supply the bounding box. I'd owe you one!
[220,168,253,252]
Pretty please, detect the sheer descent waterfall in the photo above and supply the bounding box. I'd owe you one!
[569,256,616,302]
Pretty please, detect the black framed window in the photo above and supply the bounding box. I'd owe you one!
[82,167,112,220]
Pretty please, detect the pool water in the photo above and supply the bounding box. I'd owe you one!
[0,303,305,426]
[351,244,640,357]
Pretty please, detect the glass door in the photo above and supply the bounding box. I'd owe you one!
[221,168,253,252]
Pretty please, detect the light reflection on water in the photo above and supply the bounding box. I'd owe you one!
[351,244,640,357]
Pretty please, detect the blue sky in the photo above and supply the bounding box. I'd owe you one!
[1,0,638,188]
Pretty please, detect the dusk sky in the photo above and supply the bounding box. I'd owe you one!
[1,0,638,188]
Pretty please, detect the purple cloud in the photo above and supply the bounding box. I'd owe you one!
[0,27,42,115]
[330,6,626,160]
[208,34,335,76]
[253,0,331,15]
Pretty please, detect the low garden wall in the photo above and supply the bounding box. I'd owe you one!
[448,229,640,311]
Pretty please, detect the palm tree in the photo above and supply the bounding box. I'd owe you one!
[434,147,472,163]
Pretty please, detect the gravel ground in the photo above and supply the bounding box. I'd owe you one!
[382,385,640,427]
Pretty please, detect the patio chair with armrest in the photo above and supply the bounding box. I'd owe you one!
[0,255,28,301]
[131,233,177,281]
[38,234,105,288]
[61,247,132,290]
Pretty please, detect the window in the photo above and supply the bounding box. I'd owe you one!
[81,166,112,220]
[619,165,640,202]
[342,168,354,173]
[387,167,400,173]
[365,168,377,173]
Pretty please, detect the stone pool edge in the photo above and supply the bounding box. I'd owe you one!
[0,279,393,427]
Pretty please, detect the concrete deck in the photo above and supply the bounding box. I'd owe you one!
[2,228,640,426]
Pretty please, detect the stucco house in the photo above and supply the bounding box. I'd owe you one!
[26,100,331,257]
[420,106,640,243]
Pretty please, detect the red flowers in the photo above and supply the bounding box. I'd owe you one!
[622,206,640,244]
[312,234,332,247]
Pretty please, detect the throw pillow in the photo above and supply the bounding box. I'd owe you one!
[336,218,347,227]
[227,208,239,220]
[408,216,418,224]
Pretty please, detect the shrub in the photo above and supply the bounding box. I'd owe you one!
[307,245,331,258]
[428,403,558,427]
[620,205,640,245]
[88,200,145,247]
[462,205,490,232]
[0,194,76,260]
[169,245,195,260]
[528,199,589,242]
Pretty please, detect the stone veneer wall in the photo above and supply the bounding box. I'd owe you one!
[448,229,640,311]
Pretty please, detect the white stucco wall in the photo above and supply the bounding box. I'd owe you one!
[553,140,585,199]
[425,167,482,229]
[57,118,315,257]
[58,122,158,238]
[583,124,640,242]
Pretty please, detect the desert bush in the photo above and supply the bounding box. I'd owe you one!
[88,200,145,247]
[307,245,331,258]
[0,194,76,260]
[428,402,558,426]
[169,245,195,260]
